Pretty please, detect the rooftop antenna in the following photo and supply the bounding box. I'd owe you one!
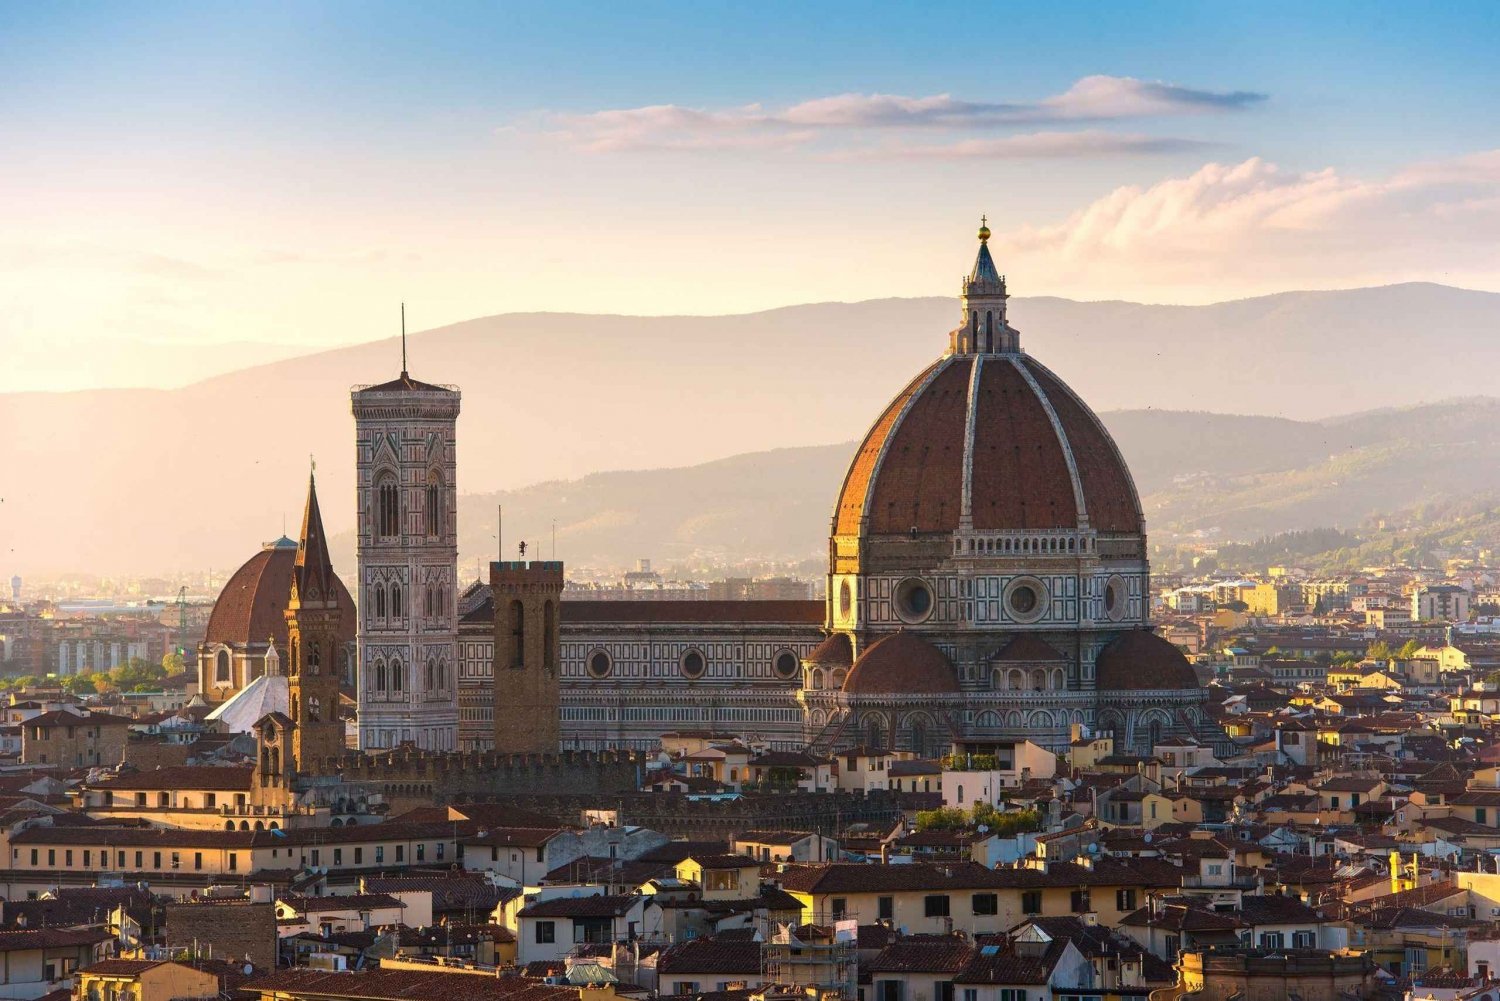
[400,303,408,377]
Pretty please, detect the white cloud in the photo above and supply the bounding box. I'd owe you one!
[529,76,1264,155]
[994,152,1500,298]
[1039,75,1265,120]
[887,130,1212,159]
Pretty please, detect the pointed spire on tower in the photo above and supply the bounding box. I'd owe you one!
[293,460,338,606]
[969,215,1002,285]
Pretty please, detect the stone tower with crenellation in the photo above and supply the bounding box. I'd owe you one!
[351,358,461,752]
[490,559,564,752]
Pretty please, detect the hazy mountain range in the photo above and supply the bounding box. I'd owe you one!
[6,282,1500,579]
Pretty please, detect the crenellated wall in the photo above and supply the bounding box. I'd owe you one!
[311,748,646,804]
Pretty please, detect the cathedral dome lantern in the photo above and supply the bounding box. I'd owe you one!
[958,217,1018,355]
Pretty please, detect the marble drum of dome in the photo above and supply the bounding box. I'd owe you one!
[799,223,1216,758]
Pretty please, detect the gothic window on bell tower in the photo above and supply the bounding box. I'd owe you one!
[426,471,443,538]
[376,473,400,539]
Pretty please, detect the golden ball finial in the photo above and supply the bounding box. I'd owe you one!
[977,214,990,242]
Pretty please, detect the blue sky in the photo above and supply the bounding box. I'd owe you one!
[5,1,1500,388]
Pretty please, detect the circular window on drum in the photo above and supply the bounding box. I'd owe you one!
[680,649,706,680]
[839,580,853,618]
[894,577,935,624]
[586,650,613,679]
[1104,574,1128,622]
[773,650,800,680]
[1005,577,1048,623]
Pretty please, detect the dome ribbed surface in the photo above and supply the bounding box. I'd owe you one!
[834,354,1143,537]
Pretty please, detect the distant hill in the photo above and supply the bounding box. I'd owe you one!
[382,398,1500,577]
[8,282,1500,576]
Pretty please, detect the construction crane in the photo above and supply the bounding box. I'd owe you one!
[176,586,188,661]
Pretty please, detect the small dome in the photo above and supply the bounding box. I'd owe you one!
[843,631,959,695]
[1096,631,1198,691]
[805,633,853,668]
[204,538,356,649]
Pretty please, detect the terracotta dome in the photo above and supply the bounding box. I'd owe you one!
[833,353,1142,538]
[204,537,356,648]
[842,631,959,695]
[1095,630,1199,691]
[805,633,853,667]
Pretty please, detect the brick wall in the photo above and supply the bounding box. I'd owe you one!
[165,900,276,970]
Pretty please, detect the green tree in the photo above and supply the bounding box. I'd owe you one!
[1367,640,1392,661]
[60,674,97,696]
[1396,639,1423,660]
[161,651,184,675]
[914,807,968,832]
[12,675,38,690]
[110,657,166,691]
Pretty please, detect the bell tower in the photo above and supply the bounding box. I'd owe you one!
[351,328,462,752]
[285,468,347,768]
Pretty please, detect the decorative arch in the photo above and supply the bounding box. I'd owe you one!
[809,708,827,728]
[1051,668,1066,690]
[862,712,888,750]
[1031,668,1047,691]
[809,668,825,691]
[830,668,847,688]
[1096,707,1126,745]
[1027,709,1053,728]
[215,648,231,685]
[1007,669,1024,691]
[1006,710,1022,727]
[903,711,933,757]
[1137,708,1171,750]
[975,710,1000,728]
